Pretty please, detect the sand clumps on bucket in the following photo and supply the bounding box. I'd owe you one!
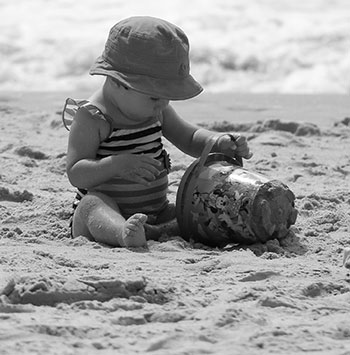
[176,138,298,247]
[250,179,297,242]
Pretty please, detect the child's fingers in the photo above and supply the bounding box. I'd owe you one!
[131,164,163,185]
[242,150,254,159]
[230,135,253,159]
[137,167,160,181]
[235,145,253,159]
[140,155,162,167]
[128,174,153,186]
[231,134,246,146]
[218,135,237,150]
[220,134,252,159]
[139,163,161,176]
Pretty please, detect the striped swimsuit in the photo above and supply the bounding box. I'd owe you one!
[62,98,171,222]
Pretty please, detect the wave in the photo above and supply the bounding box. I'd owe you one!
[0,0,349,93]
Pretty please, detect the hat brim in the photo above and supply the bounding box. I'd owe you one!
[89,56,203,101]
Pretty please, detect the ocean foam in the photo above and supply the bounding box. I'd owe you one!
[0,0,349,93]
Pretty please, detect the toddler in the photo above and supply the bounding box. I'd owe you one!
[62,16,252,247]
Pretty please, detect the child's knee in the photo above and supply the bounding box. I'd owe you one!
[79,192,121,216]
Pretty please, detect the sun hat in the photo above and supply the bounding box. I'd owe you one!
[89,16,203,100]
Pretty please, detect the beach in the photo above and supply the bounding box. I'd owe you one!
[1,92,350,354]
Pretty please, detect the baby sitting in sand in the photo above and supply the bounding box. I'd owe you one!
[62,16,252,247]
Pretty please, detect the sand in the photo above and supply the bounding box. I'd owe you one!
[1,91,350,355]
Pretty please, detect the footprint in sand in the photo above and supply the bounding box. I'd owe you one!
[0,144,13,154]
[0,187,33,202]
[334,117,350,127]
[202,119,321,137]
[15,146,48,160]
[2,275,169,307]
[302,281,349,298]
[251,119,321,136]
[239,271,280,282]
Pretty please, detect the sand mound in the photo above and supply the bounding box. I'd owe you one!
[200,118,321,136]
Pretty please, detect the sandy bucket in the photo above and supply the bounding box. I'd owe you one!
[176,137,298,247]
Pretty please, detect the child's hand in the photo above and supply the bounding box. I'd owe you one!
[216,133,253,160]
[114,154,162,185]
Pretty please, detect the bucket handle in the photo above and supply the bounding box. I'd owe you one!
[194,134,243,177]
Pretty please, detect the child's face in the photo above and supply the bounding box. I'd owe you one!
[108,78,169,123]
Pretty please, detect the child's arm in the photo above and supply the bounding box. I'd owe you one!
[162,105,252,159]
[66,109,161,189]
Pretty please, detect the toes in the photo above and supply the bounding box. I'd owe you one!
[124,221,144,234]
[127,213,148,226]
[125,215,147,232]
[122,214,148,247]
[134,213,148,223]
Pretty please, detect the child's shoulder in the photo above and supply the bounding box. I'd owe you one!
[62,98,112,138]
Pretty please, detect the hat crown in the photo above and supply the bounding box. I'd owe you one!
[103,16,190,80]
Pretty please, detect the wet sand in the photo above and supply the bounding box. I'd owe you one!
[1,92,350,354]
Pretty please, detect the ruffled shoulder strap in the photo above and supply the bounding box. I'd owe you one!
[62,98,112,133]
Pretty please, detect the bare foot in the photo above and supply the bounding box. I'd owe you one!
[122,213,148,247]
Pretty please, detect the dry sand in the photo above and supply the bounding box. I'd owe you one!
[0,91,350,355]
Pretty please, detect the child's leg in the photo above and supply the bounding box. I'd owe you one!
[72,192,147,247]
[143,203,178,241]
[155,203,176,224]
